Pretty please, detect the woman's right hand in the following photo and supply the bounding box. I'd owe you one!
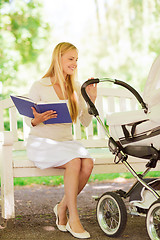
[31,107,57,126]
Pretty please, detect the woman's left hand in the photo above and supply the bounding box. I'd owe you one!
[86,82,97,103]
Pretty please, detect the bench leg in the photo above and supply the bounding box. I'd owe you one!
[0,145,15,220]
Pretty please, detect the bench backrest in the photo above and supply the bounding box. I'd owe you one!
[0,85,138,150]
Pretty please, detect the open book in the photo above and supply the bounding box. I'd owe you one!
[10,95,72,124]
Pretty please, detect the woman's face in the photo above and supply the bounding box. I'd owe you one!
[61,49,78,78]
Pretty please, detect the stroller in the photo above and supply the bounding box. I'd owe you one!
[81,56,160,240]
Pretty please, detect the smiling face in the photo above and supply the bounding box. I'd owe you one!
[61,49,78,78]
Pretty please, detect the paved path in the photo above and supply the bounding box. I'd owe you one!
[0,179,150,240]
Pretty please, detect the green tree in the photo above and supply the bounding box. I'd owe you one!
[0,0,50,98]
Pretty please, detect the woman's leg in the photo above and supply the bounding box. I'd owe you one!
[56,158,93,232]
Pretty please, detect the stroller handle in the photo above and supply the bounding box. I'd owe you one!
[81,78,100,117]
[81,78,148,114]
[113,79,148,111]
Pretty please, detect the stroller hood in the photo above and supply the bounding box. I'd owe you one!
[143,55,160,108]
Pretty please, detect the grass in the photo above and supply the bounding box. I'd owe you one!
[13,176,64,186]
[89,171,160,182]
[10,171,160,186]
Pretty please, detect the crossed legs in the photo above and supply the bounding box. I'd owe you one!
[56,157,93,233]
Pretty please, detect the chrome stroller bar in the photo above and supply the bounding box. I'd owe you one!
[96,115,110,138]
[123,160,160,199]
[81,78,160,200]
[98,77,116,83]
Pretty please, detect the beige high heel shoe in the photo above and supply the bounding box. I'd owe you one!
[66,221,90,239]
[53,204,67,232]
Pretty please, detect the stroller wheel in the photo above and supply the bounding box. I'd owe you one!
[96,192,127,237]
[146,199,160,240]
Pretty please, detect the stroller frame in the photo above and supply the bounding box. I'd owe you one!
[81,78,160,239]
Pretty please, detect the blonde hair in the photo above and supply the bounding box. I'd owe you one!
[42,42,79,123]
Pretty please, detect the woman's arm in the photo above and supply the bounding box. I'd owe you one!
[86,83,97,104]
[76,82,97,127]
[25,81,57,127]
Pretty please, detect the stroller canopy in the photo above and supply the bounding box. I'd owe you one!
[143,55,160,108]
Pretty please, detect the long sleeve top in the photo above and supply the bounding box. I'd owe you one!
[25,77,92,141]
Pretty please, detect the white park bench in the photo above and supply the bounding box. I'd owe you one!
[0,84,159,223]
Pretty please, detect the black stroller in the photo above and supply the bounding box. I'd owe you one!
[81,74,160,240]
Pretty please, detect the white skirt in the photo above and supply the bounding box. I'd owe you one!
[26,135,93,169]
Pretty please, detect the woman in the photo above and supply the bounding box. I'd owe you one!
[25,42,97,239]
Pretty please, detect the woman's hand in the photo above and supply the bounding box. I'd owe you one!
[31,107,57,126]
[86,80,97,103]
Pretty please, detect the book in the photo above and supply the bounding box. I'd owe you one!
[10,95,72,124]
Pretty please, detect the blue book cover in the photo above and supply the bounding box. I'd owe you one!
[10,95,72,124]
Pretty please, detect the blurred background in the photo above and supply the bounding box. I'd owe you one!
[1,0,160,98]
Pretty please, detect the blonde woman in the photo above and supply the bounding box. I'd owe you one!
[26,42,97,239]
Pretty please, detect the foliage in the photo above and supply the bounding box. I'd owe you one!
[80,0,160,92]
[0,0,50,97]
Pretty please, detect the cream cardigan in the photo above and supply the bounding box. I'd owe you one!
[25,77,92,142]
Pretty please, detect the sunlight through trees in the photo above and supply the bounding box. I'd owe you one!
[1,0,160,98]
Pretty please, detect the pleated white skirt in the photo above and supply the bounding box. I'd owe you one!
[26,135,93,169]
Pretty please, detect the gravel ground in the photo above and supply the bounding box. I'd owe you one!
[0,179,150,240]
